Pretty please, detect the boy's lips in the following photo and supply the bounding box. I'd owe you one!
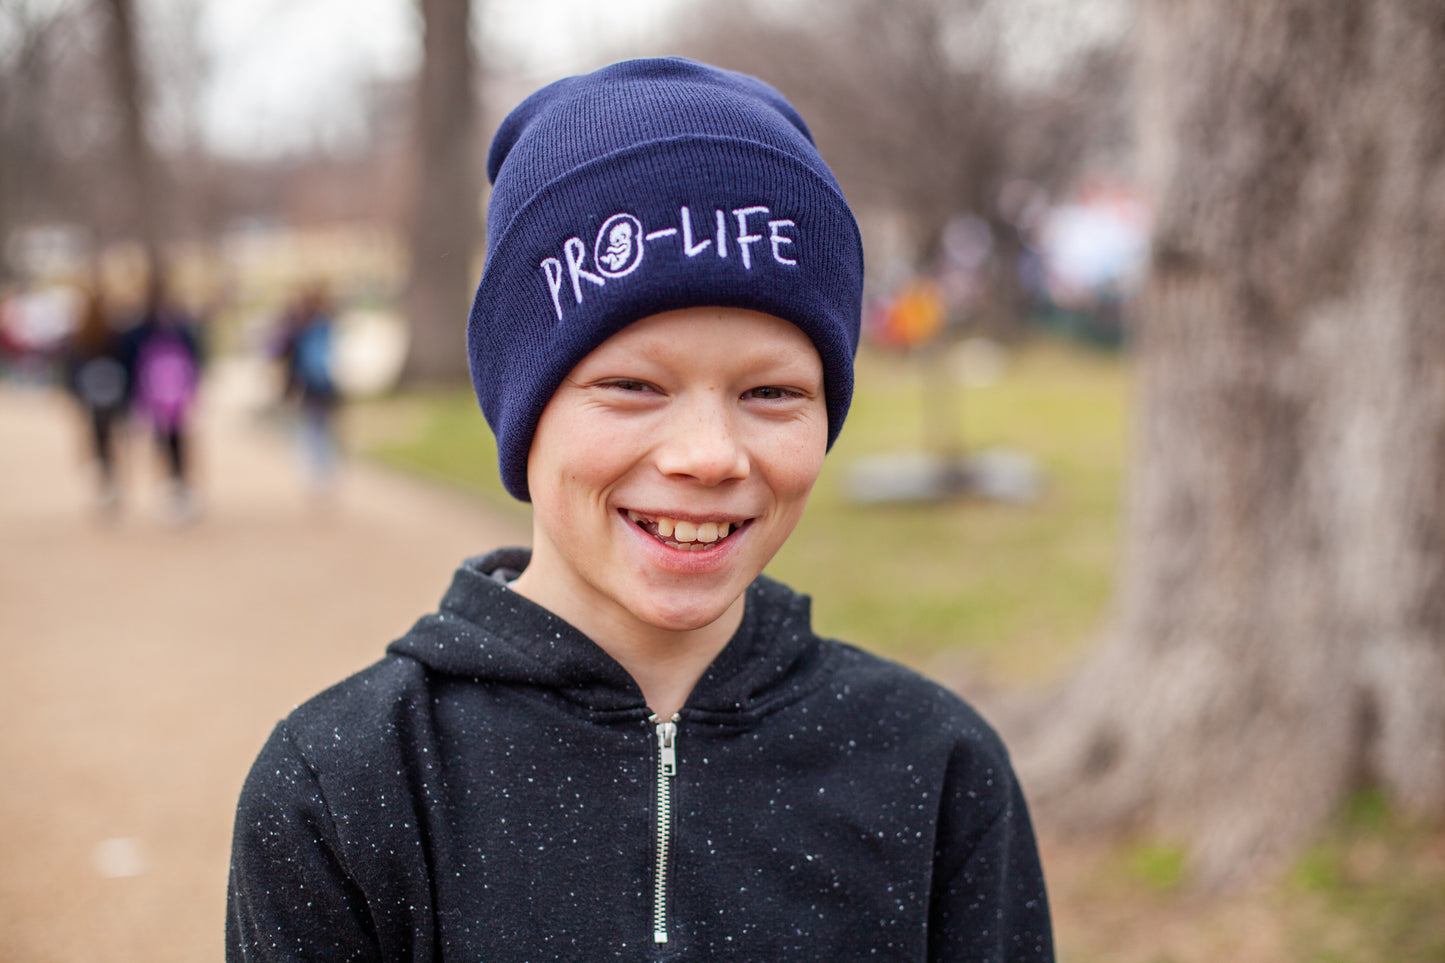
[621,508,752,552]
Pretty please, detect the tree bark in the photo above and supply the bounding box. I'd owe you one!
[99,0,163,270]
[0,8,54,280]
[1019,0,1445,886]
[401,0,480,385]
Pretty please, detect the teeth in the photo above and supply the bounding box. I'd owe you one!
[624,508,734,540]
[627,512,737,544]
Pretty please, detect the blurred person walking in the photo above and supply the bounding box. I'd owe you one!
[271,284,342,497]
[60,287,130,515]
[123,275,203,525]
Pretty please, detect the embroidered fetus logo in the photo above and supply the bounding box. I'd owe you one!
[595,214,644,278]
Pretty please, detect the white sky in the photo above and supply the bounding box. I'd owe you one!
[193,0,684,157]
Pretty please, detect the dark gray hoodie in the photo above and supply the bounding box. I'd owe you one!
[227,548,1052,961]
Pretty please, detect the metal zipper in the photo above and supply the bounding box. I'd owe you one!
[649,712,680,944]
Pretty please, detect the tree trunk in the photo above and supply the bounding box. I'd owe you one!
[401,0,480,385]
[0,11,52,280]
[99,0,163,269]
[1018,0,1445,886]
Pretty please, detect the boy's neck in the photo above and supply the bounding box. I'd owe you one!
[604,612,739,719]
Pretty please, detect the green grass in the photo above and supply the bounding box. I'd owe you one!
[1125,841,1189,892]
[350,336,1129,683]
[349,387,530,525]
[1286,793,1445,962]
[1055,812,1445,963]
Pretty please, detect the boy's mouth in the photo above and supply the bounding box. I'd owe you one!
[624,509,747,552]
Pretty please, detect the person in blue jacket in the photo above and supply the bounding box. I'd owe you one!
[271,283,343,494]
[228,57,1053,962]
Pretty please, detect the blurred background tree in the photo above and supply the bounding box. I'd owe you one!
[97,0,162,274]
[1020,0,1445,886]
[402,0,480,384]
[0,1,58,281]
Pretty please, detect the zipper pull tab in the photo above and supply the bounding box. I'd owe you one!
[650,713,679,777]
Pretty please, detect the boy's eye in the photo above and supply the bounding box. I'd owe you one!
[602,379,654,392]
[744,386,798,400]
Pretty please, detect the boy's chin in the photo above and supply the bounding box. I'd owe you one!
[627,593,742,636]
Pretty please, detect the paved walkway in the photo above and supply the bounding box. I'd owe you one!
[0,366,525,962]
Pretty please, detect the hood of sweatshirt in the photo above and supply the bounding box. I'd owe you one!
[386,547,838,724]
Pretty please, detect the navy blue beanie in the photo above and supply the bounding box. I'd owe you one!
[468,57,864,501]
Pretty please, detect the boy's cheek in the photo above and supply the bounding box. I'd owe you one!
[763,436,828,493]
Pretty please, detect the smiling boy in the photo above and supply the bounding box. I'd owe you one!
[228,58,1052,962]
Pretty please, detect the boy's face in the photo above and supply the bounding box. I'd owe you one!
[519,307,828,640]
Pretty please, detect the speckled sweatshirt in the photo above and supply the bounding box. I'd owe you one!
[227,548,1053,962]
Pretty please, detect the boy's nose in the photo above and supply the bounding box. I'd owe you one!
[653,394,749,486]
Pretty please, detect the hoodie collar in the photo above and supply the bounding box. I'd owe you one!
[386,548,834,723]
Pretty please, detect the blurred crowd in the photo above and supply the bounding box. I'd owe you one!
[19,273,208,524]
[0,272,348,523]
[867,177,1151,354]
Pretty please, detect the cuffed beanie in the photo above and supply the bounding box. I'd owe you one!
[467,57,864,501]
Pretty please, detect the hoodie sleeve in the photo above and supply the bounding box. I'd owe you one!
[927,742,1054,962]
[227,722,381,963]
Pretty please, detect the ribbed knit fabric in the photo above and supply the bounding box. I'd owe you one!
[468,58,865,501]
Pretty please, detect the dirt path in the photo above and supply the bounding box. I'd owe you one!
[0,367,526,962]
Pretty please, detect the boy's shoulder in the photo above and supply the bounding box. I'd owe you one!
[824,638,1008,744]
[276,653,432,770]
[778,606,1015,776]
